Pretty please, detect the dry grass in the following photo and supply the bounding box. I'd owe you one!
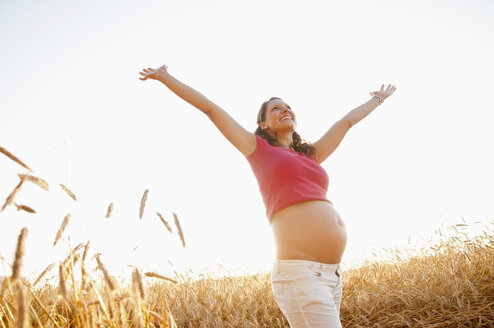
[0,221,491,327]
[340,228,494,327]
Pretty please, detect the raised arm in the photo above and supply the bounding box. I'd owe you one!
[312,84,396,164]
[139,65,256,156]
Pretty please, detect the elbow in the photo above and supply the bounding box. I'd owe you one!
[341,119,353,129]
[203,103,217,117]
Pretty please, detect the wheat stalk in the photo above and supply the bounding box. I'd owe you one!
[117,302,128,328]
[80,265,88,292]
[94,253,115,291]
[82,240,90,262]
[14,281,27,328]
[105,202,114,218]
[131,268,145,328]
[53,214,70,247]
[148,310,162,322]
[79,241,90,292]
[14,203,36,214]
[0,146,32,171]
[33,263,56,287]
[132,268,145,299]
[139,189,149,219]
[87,280,116,328]
[12,227,28,282]
[58,264,67,299]
[72,242,85,253]
[129,297,144,328]
[18,173,49,190]
[156,212,172,233]
[1,179,25,212]
[60,184,77,201]
[173,212,186,248]
[144,272,177,284]
[62,252,80,270]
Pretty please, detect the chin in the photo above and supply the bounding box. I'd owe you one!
[281,122,296,130]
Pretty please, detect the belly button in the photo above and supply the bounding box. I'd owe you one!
[314,272,321,277]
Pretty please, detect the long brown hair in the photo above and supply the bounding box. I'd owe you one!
[254,97,315,158]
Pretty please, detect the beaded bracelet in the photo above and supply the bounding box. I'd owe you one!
[372,95,384,104]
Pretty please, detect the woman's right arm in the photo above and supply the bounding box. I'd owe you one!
[139,65,256,157]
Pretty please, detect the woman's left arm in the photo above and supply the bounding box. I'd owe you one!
[313,84,396,164]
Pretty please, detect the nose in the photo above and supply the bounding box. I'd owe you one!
[281,107,294,119]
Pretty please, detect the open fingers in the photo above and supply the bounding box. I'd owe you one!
[140,65,167,74]
[139,70,149,80]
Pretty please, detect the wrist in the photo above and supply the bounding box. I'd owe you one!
[372,95,384,104]
[157,72,172,84]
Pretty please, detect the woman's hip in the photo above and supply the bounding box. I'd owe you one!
[271,259,342,291]
[271,259,343,327]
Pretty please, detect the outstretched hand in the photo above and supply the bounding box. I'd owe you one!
[139,65,169,81]
[369,84,396,99]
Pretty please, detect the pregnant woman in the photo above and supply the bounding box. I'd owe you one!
[139,64,396,327]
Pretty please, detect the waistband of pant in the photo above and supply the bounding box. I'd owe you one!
[274,259,341,273]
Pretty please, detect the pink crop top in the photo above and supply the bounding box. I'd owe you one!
[246,135,332,222]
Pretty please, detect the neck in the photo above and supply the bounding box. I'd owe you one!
[271,131,293,149]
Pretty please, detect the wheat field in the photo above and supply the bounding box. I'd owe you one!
[1,147,494,327]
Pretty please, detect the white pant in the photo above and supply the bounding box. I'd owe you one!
[271,259,343,328]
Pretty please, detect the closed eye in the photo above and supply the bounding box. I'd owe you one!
[272,105,291,111]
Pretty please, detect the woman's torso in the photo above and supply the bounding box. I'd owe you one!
[270,200,347,264]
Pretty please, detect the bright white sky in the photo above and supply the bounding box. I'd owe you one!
[1,0,493,282]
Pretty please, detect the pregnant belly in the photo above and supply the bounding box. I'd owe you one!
[270,200,348,264]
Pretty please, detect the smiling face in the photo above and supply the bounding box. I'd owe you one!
[259,98,297,134]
